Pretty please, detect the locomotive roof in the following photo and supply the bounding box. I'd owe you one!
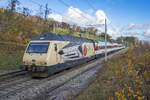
[31,32,95,43]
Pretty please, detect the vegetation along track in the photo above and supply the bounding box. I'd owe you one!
[0,49,126,100]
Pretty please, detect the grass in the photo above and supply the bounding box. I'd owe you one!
[77,55,125,100]
[0,10,101,45]
[0,42,25,70]
[77,43,150,100]
[54,28,100,40]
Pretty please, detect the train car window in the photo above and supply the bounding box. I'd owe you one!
[26,42,49,53]
[100,46,105,49]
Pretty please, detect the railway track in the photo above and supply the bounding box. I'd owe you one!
[0,70,27,81]
[0,62,96,100]
[0,49,127,100]
[0,55,103,100]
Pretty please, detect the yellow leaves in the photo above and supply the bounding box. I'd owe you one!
[0,8,5,13]
[112,45,149,100]
[115,89,126,100]
[128,87,134,96]
[137,96,143,100]
[79,44,149,100]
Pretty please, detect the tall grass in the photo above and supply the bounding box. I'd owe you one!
[77,43,150,100]
[0,43,25,70]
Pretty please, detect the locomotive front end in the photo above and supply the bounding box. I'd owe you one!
[23,41,50,73]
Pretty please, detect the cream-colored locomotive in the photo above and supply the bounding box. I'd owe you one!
[23,33,124,77]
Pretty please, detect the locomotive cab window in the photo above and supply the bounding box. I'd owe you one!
[26,42,49,53]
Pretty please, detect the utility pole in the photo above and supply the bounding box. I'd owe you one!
[104,18,107,61]
[44,3,49,20]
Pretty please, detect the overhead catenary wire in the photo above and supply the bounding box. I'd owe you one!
[63,0,104,27]
[15,0,97,35]
[87,0,97,11]
[86,0,123,38]
[86,0,117,33]
[58,0,90,21]
[29,0,78,24]
[29,0,68,17]
[27,0,66,18]
[84,0,108,61]
[27,0,83,33]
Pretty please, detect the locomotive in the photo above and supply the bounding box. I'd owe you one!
[22,33,125,77]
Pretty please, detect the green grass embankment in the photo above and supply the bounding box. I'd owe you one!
[0,42,25,70]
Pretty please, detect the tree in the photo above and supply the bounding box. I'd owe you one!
[99,32,111,41]
[44,3,51,21]
[8,0,20,12]
[116,36,138,45]
[22,7,30,16]
[36,5,43,18]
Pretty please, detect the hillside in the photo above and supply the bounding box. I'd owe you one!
[0,8,100,45]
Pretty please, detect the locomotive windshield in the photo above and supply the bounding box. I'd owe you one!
[26,42,49,53]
